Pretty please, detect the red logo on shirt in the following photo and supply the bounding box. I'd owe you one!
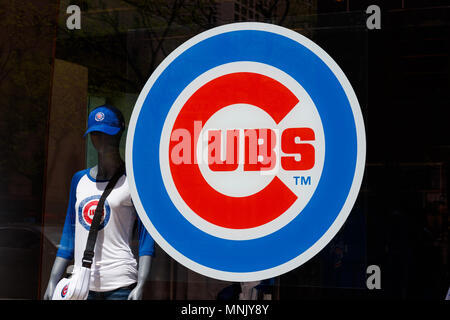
[82,200,105,225]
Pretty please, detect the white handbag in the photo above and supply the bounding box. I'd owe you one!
[52,266,91,300]
[52,165,124,300]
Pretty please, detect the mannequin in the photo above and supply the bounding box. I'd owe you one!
[44,105,153,300]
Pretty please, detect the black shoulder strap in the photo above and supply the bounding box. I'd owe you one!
[82,164,125,268]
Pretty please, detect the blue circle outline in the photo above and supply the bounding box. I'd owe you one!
[131,29,358,273]
[78,195,111,231]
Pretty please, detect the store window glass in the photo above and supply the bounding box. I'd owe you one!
[0,0,448,301]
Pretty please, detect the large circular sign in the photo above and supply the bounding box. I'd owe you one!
[126,23,366,281]
[78,195,110,231]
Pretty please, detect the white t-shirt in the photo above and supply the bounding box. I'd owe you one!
[57,168,154,292]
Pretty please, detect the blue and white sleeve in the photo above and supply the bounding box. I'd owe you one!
[56,171,83,260]
[137,217,155,257]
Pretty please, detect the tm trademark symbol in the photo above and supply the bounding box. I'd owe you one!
[293,176,311,186]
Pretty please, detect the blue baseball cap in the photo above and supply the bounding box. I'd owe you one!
[84,105,125,137]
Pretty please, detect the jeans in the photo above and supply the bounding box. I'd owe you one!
[87,283,136,300]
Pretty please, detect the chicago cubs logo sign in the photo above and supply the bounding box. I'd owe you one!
[126,23,366,281]
[78,195,110,231]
